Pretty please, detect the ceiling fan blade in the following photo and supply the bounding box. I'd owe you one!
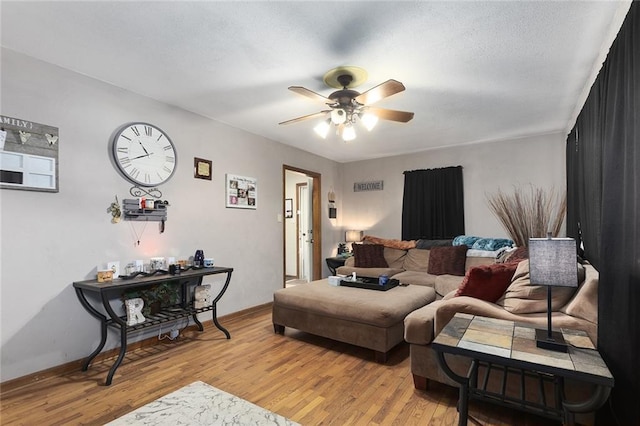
[288,86,332,104]
[355,79,406,105]
[366,107,414,123]
[279,110,330,125]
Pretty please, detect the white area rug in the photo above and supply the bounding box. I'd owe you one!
[106,381,299,425]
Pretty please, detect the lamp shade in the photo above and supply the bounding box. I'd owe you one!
[342,125,356,141]
[360,112,379,131]
[331,109,347,124]
[345,230,363,243]
[529,237,578,288]
[313,120,330,139]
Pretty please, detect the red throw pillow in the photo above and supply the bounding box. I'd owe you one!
[427,245,468,276]
[455,263,518,302]
[352,244,388,268]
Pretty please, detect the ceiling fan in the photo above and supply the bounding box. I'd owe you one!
[279,66,414,141]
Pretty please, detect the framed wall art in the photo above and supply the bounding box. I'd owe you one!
[225,174,257,209]
[0,115,59,192]
[194,157,212,180]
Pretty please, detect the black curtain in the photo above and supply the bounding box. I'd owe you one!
[566,3,639,424]
[401,166,464,240]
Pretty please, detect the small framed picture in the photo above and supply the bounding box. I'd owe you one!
[194,157,212,180]
[226,174,257,209]
[285,198,293,218]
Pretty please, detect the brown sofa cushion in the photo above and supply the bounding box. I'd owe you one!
[403,248,431,272]
[435,275,466,297]
[506,246,529,263]
[427,245,468,276]
[352,243,388,268]
[383,247,409,269]
[393,270,438,287]
[455,263,518,302]
[496,260,578,314]
[560,263,598,324]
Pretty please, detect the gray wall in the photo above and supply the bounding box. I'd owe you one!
[1,48,564,383]
[340,133,566,240]
[0,49,341,382]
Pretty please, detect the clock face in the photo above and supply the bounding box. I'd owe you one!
[112,123,177,187]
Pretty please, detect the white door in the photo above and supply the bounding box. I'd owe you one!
[298,179,314,282]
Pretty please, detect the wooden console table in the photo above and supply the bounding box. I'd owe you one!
[73,266,233,385]
[432,313,613,426]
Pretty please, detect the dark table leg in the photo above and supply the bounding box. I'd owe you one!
[105,324,127,386]
[211,271,233,338]
[101,292,129,386]
[435,351,473,426]
[561,384,611,425]
[74,288,108,371]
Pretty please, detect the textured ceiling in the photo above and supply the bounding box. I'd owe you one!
[0,1,631,163]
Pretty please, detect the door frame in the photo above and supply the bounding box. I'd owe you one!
[283,165,322,285]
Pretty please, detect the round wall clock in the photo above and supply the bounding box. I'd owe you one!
[112,123,177,187]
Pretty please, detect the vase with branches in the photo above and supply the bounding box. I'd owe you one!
[486,185,566,247]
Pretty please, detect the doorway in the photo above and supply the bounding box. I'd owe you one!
[283,165,322,287]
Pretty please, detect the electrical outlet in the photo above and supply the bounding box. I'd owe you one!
[169,329,179,339]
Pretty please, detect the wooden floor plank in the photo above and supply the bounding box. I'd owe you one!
[0,305,559,425]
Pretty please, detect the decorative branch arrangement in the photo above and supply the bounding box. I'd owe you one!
[486,185,566,247]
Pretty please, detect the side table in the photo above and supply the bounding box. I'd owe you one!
[432,313,614,426]
[325,256,349,275]
[74,266,233,385]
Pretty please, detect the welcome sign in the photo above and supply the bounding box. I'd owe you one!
[353,180,384,192]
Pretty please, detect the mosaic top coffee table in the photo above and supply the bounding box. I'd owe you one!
[432,313,614,426]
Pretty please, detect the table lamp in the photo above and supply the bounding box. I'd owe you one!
[529,235,578,352]
[345,230,363,252]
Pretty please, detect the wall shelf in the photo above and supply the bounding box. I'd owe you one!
[123,198,167,222]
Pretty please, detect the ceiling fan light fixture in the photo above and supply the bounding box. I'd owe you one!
[314,119,331,139]
[342,125,356,142]
[282,67,414,143]
[360,112,378,131]
[330,109,347,125]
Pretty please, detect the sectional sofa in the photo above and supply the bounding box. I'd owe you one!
[335,237,599,395]
[274,235,599,419]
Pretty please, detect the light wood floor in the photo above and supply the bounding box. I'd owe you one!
[0,305,557,425]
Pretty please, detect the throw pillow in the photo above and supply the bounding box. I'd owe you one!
[352,243,388,268]
[427,245,468,276]
[455,263,518,302]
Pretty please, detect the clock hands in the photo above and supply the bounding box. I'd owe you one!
[138,140,150,156]
[132,140,156,160]
[131,153,151,160]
